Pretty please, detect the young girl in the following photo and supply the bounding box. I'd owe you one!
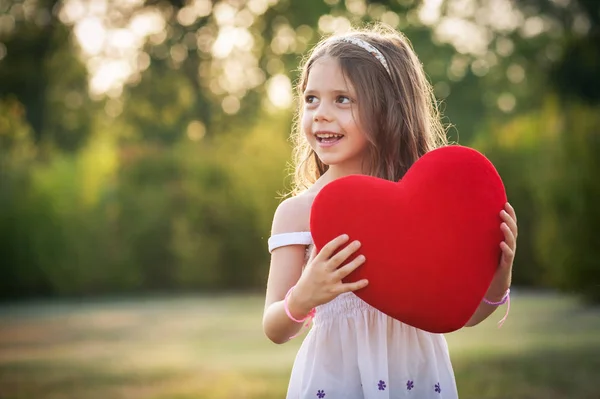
[262,24,518,399]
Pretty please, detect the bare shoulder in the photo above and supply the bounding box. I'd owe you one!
[271,191,316,235]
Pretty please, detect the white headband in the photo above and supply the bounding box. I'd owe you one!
[336,37,391,77]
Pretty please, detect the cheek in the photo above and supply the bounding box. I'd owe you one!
[349,120,371,152]
[302,112,314,138]
[340,109,360,131]
[342,112,366,139]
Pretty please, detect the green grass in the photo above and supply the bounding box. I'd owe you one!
[0,291,598,399]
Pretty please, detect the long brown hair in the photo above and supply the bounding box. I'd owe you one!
[289,24,448,195]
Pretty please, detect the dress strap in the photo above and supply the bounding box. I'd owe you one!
[268,232,313,253]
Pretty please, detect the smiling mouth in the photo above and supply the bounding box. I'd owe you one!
[315,132,344,144]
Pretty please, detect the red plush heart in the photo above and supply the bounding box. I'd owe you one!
[310,145,506,333]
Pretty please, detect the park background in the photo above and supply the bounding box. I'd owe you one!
[0,0,599,398]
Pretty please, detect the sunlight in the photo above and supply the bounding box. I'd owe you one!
[497,92,516,113]
[435,17,490,56]
[418,0,443,26]
[58,0,85,24]
[222,95,241,115]
[267,74,293,110]
[177,0,213,27]
[506,63,525,84]
[420,0,523,57]
[206,1,278,113]
[521,16,546,38]
[270,24,297,55]
[74,17,105,56]
[59,0,528,104]
[483,0,523,33]
[107,29,139,54]
[89,60,132,96]
[346,0,367,17]
[318,15,351,34]
[247,0,278,16]
[212,26,240,59]
[213,2,237,26]
[129,9,165,37]
[60,0,164,97]
[187,120,206,141]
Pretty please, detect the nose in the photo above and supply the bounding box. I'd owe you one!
[313,102,333,122]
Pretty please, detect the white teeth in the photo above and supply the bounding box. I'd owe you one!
[316,133,343,139]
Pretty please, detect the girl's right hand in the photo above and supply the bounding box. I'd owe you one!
[291,234,368,315]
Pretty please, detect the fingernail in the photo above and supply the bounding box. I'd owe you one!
[355,241,361,247]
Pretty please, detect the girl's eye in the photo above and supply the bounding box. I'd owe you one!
[305,95,317,104]
[337,96,351,104]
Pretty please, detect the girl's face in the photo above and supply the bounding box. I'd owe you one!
[302,56,370,171]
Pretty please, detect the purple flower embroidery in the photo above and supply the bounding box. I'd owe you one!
[406,380,414,390]
[434,382,441,393]
[378,380,387,390]
[316,390,325,398]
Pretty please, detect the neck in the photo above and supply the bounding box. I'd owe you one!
[322,159,369,183]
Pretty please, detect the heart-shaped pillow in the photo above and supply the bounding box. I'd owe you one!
[310,145,506,333]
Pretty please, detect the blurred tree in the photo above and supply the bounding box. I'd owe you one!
[535,103,600,303]
[515,0,600,104]
[1,0,599,301]
[0,0,96,151]
[437,0,600,136]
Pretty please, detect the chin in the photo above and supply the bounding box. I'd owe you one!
[318,152,364,169]
[316,155,343,166]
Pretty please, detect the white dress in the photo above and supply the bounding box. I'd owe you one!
[269,232,459,399]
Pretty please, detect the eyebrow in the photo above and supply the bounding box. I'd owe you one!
[304,89,353,96]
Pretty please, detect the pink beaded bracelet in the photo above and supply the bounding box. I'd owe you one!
[482,288,511,327]
[483,288,510,306]
[284,285,315,339]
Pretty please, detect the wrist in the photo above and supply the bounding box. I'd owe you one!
[286,285,314,320]
[485,284,510,302]
[483,288,510,306]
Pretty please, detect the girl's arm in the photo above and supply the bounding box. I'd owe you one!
[262,196,312,344]
[262,196,368,344]
[463,286,510,327]
[464,203,518,327]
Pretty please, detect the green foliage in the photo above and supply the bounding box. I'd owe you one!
[0,99,51,297]
[0,105,292,298]
[0,0,95,151]
[534,103,600,303]
[1,0,599,303]
[473,99,600,303]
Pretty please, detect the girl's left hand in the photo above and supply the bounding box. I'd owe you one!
[487,202,518,299]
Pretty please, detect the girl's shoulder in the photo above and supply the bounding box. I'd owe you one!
[271,191,316,235]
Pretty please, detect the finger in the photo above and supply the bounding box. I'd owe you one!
[502,207,518,235]
[308,244,317,263]
[334,254,366,280]
[505,202,517,224]
[500,241,514,266]
[328,240,362,269]
[317,234,349,261]
[501,210,518,238]
[339,279,369,294]
[501,222,516,249]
